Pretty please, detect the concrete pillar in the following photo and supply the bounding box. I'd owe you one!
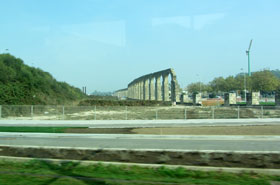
[171,80,175,102]
[149,77,155,100]
[135,83,138,99]
[131,84,135,99]
[170,69,180,103]
[246,92,260,105]
[143,79,149,100]
[131,86,133,99]
[137,82,141,99]
[155,76,162,101]
[127,87,130,99]
[134,84,137,99]
[140,81,144,100]
[162,74,169,101]
[276,89,280,106]
[137,82,140,99]
[180,93,188,103]
[193,93,202,105]
[224,93,237,106]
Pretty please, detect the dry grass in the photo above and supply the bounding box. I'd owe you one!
[132,125,280,135]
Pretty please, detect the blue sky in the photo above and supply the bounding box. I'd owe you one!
[1,0,280,92]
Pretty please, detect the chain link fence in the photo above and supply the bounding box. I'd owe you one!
[0,105,279,120]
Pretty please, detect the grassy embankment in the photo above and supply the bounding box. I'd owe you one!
[0,54,86,105]
[0,160,279,185]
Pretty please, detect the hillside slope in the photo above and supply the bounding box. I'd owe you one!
[0,54,85,105]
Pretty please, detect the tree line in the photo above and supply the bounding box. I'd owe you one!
[186,69,280,95]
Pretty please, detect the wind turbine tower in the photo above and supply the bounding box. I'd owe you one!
[246,39,253,76]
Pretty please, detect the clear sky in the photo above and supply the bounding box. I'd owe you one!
[1,0,280,92]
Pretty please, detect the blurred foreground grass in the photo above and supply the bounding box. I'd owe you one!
[0,160,279,185]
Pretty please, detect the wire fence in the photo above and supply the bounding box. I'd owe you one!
[0,105,279,120]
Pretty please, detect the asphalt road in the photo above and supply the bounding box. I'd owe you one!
[1,133,280,152]
[0,119,280,128]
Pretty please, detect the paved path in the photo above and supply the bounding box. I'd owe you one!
[1,133,280,152]
[0,119,280,128]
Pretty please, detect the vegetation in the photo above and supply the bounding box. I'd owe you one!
[0,54,86,105]
[0,127,74,133]
[186,69,280,94]
[91,90,113,96]
[88,95,118,100]
[0,160,279,185]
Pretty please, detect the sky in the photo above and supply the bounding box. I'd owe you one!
[1,0,280,92]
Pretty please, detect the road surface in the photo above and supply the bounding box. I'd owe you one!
[0,133,280,152]
[0,119,280,128]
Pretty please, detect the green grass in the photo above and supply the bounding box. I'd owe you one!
[0,127,73,133]
[0,160,279,185]
[237,102,246,105]
[237,102,275,106]
[260,102,275,106]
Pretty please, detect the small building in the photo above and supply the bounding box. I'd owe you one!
[246,92,260,105]
[224,93,237,106]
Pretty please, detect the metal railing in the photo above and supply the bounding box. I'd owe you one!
[0,105,279,120]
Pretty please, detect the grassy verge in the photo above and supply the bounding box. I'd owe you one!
[0,127,72,133]
[237,102,275,106]
[260,102,275,106]
[0,160,279,185]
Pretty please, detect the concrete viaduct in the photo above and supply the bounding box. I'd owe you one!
[126,68,181,103]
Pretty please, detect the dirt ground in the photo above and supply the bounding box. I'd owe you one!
[65,128,133,134]
[65,125,280,135]
[1,145,280,168]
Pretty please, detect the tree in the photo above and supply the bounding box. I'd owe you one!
[186,82,211,93]
[225,76,238,92]
[210,77,227,93]
[251,70,280,92]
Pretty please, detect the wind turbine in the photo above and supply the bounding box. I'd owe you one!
[246,39,253,76]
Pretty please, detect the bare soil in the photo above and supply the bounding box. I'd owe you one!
[65,125,280,135]
[1,146,280,169]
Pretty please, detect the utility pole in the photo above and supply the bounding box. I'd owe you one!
[246,39,253,76]
[241,68,247,102]
[196,74,201,94]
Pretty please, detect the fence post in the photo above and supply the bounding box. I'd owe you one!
[184,108,187,120]
[125,106,128,120]
[31,105,33,119]
[94,106,97,120]
[237,106,240,119]
[62,106,65,120]
[261,106,264,119]
[0,105,2,119]
[155,110,158,120]
[212,106,215,119]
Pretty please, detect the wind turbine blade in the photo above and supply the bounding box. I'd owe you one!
[248,39,253,51]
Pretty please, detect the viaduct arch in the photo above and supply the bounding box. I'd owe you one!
[127,68,181,102]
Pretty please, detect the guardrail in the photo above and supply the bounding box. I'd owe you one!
[0,105,279,120]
